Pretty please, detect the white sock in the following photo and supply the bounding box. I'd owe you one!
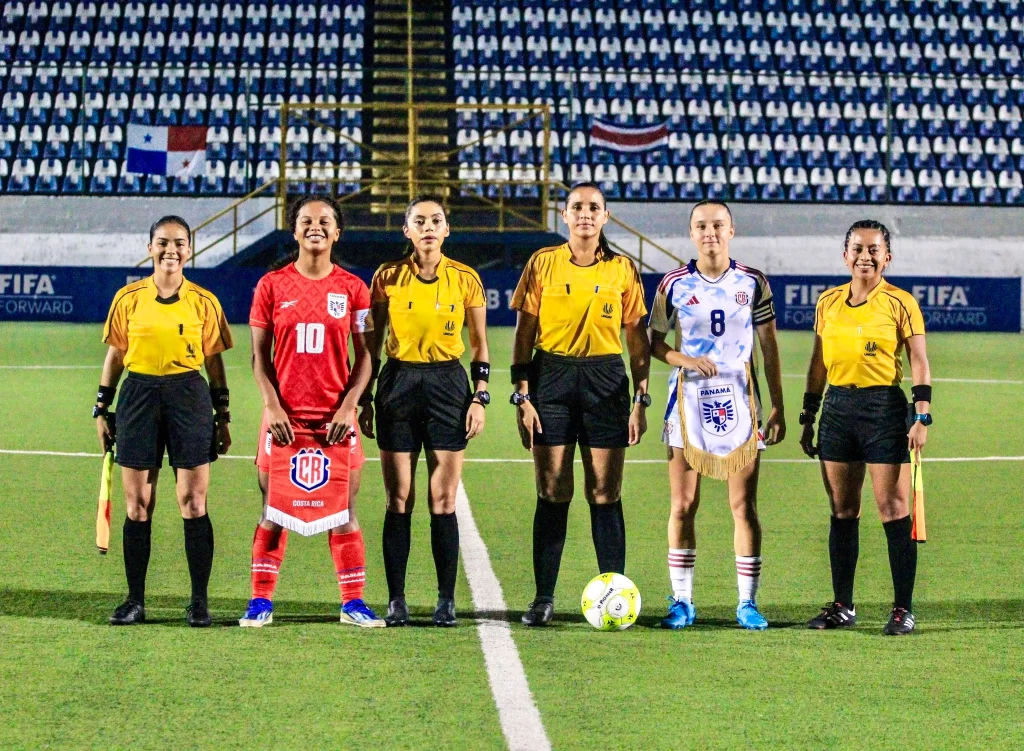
[736,555,762,603]
[668,548,696,602]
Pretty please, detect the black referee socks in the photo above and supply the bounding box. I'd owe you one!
[589,500,626,576]
[829,516,860,606]
[122,517,152,605]
[883,515,917,612]
[533,497,571,602]
[430,512,460,601]
[183,514,214,602]
[383,511,412,600]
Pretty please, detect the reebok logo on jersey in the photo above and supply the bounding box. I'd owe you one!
[280,300,298,309]
[685,296,700,306]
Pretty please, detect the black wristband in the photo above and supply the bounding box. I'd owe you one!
[510,362,531,384]
[358,391,373,405]
[911,384,932,404]
[802,391,822,414]
[471,361,490,383]
[210,387,230,409]
[97,385,115,405]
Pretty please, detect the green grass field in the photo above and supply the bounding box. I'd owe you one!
[1,322,1022,750]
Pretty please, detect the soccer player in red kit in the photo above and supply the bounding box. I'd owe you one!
[239,195,384,627]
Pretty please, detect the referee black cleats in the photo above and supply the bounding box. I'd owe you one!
[186,598,212,628]
[521,600,554,627]
[807,602,857,630]
[384,597,410,627]
[882,607,916,636]
[433,598,457,628]
[110,599,146,626]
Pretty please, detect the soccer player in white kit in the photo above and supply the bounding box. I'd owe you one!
[648,201,786,630]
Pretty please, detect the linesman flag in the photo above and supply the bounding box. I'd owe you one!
[590,118,669,152]
[126,124,208,176]
[96,450,114,554]
[910,450,927,543]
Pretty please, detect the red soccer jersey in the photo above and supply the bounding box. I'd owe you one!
[249,263,372,418]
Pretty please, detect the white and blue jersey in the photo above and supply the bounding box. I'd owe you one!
[649,259,775,428]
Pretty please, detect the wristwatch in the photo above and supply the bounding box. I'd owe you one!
[509,392,531,406]
[913,413,933,426]
[633,393,652,407]
[798,411,815,425]
[92,405,109,418]
[472,391,491,407]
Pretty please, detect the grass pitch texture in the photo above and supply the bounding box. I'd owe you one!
[1,323,1022,750]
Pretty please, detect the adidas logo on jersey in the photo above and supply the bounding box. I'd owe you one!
[684,296,700,306]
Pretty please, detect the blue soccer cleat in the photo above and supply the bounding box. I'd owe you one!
[662,596,696,629]
[737,599,768,630]
[340,599,386,628]
[239,597,273,628]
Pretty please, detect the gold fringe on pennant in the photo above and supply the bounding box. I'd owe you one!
[677,363,759,481]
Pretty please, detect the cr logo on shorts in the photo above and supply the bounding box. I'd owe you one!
[290,448,331,492]
[327,293,347,319]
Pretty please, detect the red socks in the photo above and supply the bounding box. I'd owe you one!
[329,530,366,604]
[251,525,288,600]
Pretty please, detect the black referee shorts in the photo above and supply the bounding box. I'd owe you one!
[817,385,910,465]
[375,359,472,453]
[530,351,630,449]
[116,371,216,470]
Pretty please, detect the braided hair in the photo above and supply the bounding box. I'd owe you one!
[843,219,891,254]
[270,194,345,270]
[566,182,618,261]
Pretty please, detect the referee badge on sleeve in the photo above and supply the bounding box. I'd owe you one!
[327,293,347,319]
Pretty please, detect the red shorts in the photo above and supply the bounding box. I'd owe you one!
[255,410,366,473]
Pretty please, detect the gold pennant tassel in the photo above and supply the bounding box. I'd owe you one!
[677,363,759,481]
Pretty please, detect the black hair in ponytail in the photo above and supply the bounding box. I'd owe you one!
[565,182,618,261]
[843,219,892,254]
[270,194,345,270]
[401,194,449,257]
[149,215,191,242]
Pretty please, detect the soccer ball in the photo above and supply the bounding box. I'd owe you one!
[581,573,641,631]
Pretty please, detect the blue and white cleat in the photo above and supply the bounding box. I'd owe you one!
[736,599,768,630]
[340,599,386,628]
[662,596,696,629]
[239,597,274,628]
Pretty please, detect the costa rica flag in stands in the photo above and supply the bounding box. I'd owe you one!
[126,124,208,176]
[589,118,669,153]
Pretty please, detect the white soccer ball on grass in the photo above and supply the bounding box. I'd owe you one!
[581,573,641,631]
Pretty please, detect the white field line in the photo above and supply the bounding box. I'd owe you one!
[2,365,1021,386]
[2,449,1023,465]
[456,480,551,751]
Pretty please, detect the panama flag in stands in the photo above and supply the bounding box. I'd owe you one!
[590,118,669,152]
[126,124,208,176]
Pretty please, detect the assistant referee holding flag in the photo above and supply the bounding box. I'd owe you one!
[800,220,932,636]
[95,215,233,627]
[511,182,650,627]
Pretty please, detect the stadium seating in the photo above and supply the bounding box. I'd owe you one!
[1,1,1023,204]
[0,0,364,196]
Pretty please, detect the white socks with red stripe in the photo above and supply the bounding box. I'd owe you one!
[736,555,762,602]
[668,548,696,602]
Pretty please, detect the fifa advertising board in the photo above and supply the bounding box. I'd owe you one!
[1,267,1020,332]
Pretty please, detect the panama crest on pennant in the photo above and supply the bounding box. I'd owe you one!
[327,292,347,319]
[699,385,738,435]
[290,448,331,492]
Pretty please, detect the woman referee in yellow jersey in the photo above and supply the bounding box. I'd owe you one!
[95,215,233,627]
[799,220,932,636]
[361,196,489,627]
[511,182,650,627]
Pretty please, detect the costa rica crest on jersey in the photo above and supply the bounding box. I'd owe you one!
[327,293,347,319]
[699,385,738,435]
[735,290,749,306]
[290,448,331,492]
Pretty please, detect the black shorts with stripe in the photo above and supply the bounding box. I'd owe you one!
[529,351,630,449]
[817,385,910,465]
[374,359,472,453]
[115,371,216,470]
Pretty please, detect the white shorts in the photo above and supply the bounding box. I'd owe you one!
[662,418,766,451]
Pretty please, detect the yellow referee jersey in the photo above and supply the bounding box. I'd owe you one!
[371,254,485,362]
[511,243,647,357]
[102,276,233,376]
[815,279,925,387]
